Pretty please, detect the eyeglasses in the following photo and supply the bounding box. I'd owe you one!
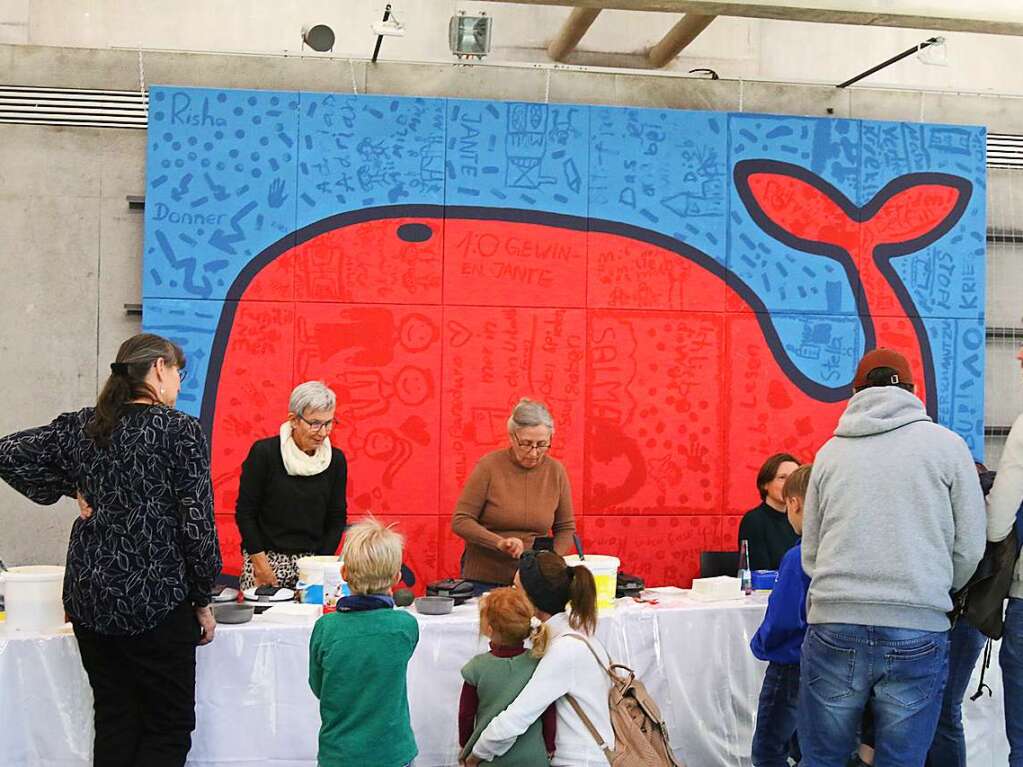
[513,435,551,453]
[297,414,337,432]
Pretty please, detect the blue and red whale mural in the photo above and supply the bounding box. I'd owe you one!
[143,89,986,587]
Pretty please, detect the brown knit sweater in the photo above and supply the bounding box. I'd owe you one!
[452,448,577,584]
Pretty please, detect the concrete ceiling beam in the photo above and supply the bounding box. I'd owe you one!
[548,7,603,61]
[647,13,716,67]
[485,1,1023,36]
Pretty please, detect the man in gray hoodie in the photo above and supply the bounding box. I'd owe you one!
[797,348,986,767]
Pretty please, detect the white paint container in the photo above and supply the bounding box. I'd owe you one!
[296,555,342,604]
[563,555,620,611]
[0,566,65,633]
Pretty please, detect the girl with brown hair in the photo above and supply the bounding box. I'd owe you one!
[458,587,557,766]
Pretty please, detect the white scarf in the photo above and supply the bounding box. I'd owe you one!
[279,421,332,477]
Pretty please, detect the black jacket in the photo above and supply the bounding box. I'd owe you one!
[0,405,221,635]
[235,436,347,556]
[737,501,799,571]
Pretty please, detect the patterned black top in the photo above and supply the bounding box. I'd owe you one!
[0,404,221,635]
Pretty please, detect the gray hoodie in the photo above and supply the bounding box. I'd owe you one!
[802,386,986,632]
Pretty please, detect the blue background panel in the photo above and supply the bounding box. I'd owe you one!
[445,100,589,215]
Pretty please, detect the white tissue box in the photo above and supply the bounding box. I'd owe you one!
[257,603,323,625]
[690,576,744,602]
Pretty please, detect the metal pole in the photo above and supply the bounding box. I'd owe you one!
[371,4,391,64]
[836,37,941,89]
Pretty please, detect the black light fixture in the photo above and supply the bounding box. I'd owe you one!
[449,11,492,60]
[302,24,336,53]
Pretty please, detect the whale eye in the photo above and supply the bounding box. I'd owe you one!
[397,223,433,243]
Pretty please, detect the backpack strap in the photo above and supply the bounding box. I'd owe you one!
[564,633,638,687]
[563,633,613,676]
[564,693,615,764]
[970,638,995,701]
[562,633,616,764]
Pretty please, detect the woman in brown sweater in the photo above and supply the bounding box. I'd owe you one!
[452,398,577,595]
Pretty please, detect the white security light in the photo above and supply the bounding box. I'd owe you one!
[449,12,491,60]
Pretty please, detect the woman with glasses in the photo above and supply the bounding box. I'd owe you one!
[236,380,348,590]
[452,398,577,596]
[0,332,220,766]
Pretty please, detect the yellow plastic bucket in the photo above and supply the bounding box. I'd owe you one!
[563,555,620,611]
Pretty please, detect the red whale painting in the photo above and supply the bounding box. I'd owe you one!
[201,160,972,589]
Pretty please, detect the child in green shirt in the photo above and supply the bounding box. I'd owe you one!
[458,587,556,766]
[309,518,419,767]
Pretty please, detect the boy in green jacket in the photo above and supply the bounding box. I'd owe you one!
[309,518,419,767]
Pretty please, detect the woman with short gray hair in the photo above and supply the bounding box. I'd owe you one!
[236,380,348,590]
[452,397,577,595]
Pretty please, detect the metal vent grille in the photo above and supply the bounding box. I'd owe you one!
[0,85,147,129]
[3,84,1023,169]
[987,133,1023,169]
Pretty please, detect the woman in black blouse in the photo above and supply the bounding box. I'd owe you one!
[236,380,348,590]
[0,332,221,767]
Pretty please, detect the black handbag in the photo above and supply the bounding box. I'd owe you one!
[950,498,1023,640]
[426,578,475,605]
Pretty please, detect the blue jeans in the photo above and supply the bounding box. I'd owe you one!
[752,662,800,767]
[926,620,986,767]
[798,623,950,767]
[1002,597,1023,766]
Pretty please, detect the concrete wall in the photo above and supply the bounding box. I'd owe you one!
[1,42,1021,567]
[0,119,144,568]
[3,1,1023,95]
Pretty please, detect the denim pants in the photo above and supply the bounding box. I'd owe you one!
[1002,597,1023,766]
[925,620,986,767]
[752,662,801,767]
[798,623,950,767]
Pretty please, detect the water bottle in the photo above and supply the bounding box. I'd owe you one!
[738,539,753,595]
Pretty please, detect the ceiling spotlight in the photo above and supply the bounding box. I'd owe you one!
[449,12,491,60]
[302,24,336,52]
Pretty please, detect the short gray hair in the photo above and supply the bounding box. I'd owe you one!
[289,381,336,416]
[507,398,554,435]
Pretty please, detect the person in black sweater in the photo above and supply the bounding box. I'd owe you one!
[236,380,347,590]
[0,332,221,767]
[738,452,801,571]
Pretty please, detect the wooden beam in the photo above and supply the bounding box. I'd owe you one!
[647,13,715,67]
[548,7,603,60]
[484,1,1023,36]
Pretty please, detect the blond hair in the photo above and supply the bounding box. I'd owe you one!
[782,464,813,502]
[342,518,404,595]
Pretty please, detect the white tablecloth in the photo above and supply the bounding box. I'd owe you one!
[0,594,1009,766]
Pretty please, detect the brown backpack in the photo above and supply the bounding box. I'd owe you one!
[564,634,684,767]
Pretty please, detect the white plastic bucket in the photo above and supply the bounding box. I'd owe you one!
[0,565,65,633]
[563,555,620,611]
[296,556,341,604]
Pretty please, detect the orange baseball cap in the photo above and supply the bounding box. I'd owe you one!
[853,348,914,390]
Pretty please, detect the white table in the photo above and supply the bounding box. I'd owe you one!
[0,595,1009,766]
